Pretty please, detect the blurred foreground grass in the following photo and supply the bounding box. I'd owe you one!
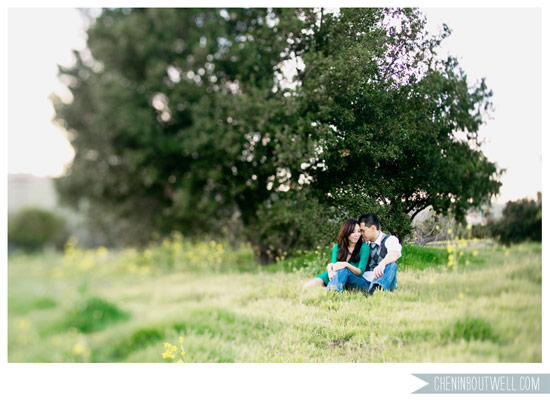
[8,234,542,362]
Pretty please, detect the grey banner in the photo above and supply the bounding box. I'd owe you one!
[412,374,550,394]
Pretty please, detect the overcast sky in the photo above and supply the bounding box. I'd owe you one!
[6,6,543,205]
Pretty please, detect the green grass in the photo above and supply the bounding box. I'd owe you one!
[7,238,542,363]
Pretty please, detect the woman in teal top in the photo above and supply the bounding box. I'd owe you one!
[302,219,370,292]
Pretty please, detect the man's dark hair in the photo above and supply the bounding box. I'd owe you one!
[358,213,380,230]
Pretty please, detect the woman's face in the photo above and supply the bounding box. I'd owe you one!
[348,224,362,245]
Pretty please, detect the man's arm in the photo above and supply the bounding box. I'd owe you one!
[373,235,402,278]
[373,251,400,278]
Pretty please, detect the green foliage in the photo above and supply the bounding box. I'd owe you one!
[8,207,68,251]
[252,188,414,263]
[249,191,337,262]
[300,9,501,227]
[54,8,501,261]
[63,297,130,333]
[470,223,491,239]
[489,196,542,245]
[54,8,310,250]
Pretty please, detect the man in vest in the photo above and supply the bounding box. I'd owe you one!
[358,213,402,295]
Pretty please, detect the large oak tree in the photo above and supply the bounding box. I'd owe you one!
[53,8,501,259]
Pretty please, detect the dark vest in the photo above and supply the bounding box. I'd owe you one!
[366,233,392,273]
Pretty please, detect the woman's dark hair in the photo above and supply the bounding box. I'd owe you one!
[337,219,363,262]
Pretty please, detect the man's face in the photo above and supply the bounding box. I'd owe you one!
[360,223,378,242]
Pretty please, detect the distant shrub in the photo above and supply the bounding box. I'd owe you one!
[8,207,68,251]
[470,223,491,239]
[489,196,542,245]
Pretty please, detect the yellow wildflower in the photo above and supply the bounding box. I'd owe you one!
[162,351,175,359]
[458,292,464,300]
[96,246,108,257]
[16,318,31,330]
[162,338,186,361]
[162,342,177,359]
[78,255,95,271]
[447,255,455,267]
[72,343,89,356]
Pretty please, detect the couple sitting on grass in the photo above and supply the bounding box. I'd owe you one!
[303,213,402,295]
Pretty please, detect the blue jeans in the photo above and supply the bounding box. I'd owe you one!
[326,268,369,292]
[366,262,398,292]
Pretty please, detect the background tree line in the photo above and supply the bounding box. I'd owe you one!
[50,8,503,262]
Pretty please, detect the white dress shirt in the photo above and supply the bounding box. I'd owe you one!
[363,231,402,282]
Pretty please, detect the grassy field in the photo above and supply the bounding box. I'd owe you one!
[7,235,542,362]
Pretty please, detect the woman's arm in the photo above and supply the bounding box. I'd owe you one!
[334,243,370,276]
[327,244,339,280]
[335,262,362,276]
[332,244,338,263]
[357,243,370,276]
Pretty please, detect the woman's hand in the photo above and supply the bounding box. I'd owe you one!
[328,262,348,280]
[333,261,348,271]
[328,267,336,280]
